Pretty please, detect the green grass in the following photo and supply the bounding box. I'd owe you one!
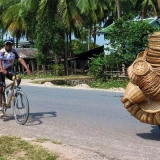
[0,136,58,160]
[34,138,62,144]
[89,78,129,89]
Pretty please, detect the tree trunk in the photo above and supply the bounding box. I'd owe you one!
[64,34,68,75]
[116,0,121,19]
[88,28,91,51]
[93,24,96,48]
[141,9,146,19]
[158,0,160,11]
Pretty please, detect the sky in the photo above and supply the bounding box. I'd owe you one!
[96,34,104,46]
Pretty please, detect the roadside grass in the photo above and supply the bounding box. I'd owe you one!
[89,78,129,89]
[0,136,58,160]
[34,138,62,144]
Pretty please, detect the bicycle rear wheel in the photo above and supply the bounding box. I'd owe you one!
[13,91,29,125]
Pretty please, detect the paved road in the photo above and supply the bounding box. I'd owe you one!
[0,85,160,160]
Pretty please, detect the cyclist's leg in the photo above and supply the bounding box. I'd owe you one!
[0,72,5,116]
[16,76,21,86]
[7,71,21,86]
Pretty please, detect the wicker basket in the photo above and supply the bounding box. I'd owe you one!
[146,55,160,64]
[147,113,155,125]
[147,49,160,57]
[139,71,160,97]
[148,44,160,50]
[132,59,151,76]
[150,93,160,101]
[155,113,160,125]
[121,96,128,104]
[127,104,141,116]
[127,65,143,85]
[149,32,160,37]
[137,99,160,113]
[153,67,160,75]
[124,82,146,103]
[124,100,134,109]
[136,49,147,60]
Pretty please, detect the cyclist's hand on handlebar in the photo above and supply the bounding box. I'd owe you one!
[1,69,7,75]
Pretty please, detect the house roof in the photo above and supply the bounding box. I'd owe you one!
[74,46,104,60]
[98,17,160,34]
[17,48,37,59]
[17,46,104,61]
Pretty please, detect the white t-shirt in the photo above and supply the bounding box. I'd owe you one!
[0,48,21,69]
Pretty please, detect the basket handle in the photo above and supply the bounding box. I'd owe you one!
[137,48,148,60]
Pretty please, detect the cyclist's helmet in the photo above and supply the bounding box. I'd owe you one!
[4,39,14,45]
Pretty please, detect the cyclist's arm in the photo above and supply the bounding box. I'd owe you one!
[0,59,7,75]
[18,58,31,75]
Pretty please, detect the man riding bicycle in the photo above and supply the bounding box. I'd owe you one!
[0,39,31,116]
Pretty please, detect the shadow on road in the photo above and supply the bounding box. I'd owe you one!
[2,111,57,126]
[136,125,160,141]
[26,112,57,126]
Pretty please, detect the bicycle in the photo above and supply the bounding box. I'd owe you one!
[2,72,29,125]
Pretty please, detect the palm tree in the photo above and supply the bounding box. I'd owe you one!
[1,2,27,47]
[157,0,160,12]
[133,0,157,19]
[116,0,121,18]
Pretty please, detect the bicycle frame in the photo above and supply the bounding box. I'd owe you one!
[1,72,29,125]
[3,76,19,108]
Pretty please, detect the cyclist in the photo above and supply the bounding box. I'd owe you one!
[0,39,31,116]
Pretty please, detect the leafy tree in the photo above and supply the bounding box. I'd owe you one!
[105,17,157,67]
[88,53,106,79]
[89,16,158,79]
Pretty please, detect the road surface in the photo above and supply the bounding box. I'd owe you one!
[0,84,160,160]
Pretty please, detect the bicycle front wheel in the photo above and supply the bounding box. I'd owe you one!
[13,91,29,125]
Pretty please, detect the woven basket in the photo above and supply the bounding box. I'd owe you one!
[149,32,160,37]
[125,82,146,103]
[127,65,143,85]
[147,113,155,125]
[146,55,160,64]
[147,49,160,57]
[127,104,141,116]
[155,113,160,125]
[121,96,128,104]
[139,71,158,88]
[150,93,160,101]
[136,99,160,113]
[136,49,147,60]
[148,37,160,41]
[124,100,134,109]
[132,60,151,76]
[148,46,160,52]
[139,71,160,97]
[153,67,160,75]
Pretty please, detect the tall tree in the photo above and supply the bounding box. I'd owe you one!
[116,0,121,18]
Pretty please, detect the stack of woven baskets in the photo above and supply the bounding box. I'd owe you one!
[121,32,160,125]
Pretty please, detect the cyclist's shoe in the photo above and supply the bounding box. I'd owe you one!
[0,107,4,118]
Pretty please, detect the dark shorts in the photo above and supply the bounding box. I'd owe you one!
[0,71,14,86]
